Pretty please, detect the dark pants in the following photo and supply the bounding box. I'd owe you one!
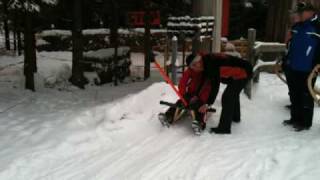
[287,69,315,127]
[283,65,293,105]
[217,79,248,131]
[165,101,205,125]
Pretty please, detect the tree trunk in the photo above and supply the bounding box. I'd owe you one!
[17,30,22,56]
[3,0,10,50]
[13,12,18,51]
[265,0,292,42]
[24,10,36,91]
[69,0,87,89]
[144,0,151,80]
[110,0,119,86]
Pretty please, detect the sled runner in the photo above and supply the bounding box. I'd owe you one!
[159,100,216,135]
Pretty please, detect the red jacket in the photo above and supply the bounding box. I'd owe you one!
[178,69,212,104]
[214,53,250,80]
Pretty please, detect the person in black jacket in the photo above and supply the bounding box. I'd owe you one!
[186,53,253,134]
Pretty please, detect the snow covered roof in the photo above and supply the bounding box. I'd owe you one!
[38,28,167,37]
[167,16,215,38]
[9,0,57,12]
[84,47,130,60]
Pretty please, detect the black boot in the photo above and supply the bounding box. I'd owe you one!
[233,119,240,123]
[285,104,292,110]
[209,127,231,134]
[293,124,311,132]
[282,119,296,126]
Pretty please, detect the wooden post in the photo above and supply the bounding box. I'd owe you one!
[144,0,151,80]
[171,36,178,84]
[192,28,201,54]
[164,37,169,75]
[182,39,186,72]
[244,28,256,99]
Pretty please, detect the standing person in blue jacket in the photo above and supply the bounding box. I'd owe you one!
[283,2,320,131]
[282,11,302,110]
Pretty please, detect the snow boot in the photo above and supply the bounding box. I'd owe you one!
[158,113,171,128]
[192,120,202,136]
[209,127,231,134]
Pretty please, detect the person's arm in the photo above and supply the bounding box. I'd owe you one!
[178,69,191,97]
[198,79,212,104]
[310,15,320,66]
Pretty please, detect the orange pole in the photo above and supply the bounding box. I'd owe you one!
[154,60,188,107]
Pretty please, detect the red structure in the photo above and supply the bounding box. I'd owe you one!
[128,11,160,27]
[222,0,230,37]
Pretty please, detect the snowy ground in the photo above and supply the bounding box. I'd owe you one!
[1,51,320,180]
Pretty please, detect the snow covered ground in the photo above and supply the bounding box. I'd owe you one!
[1,51,320,179]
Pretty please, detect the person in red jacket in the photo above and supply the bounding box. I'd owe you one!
[186,53,253,134]
[160,54,212,130]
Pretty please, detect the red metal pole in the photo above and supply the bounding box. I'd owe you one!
[222,0,230,37]
[154,60,188,107]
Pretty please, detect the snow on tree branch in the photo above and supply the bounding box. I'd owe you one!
[8,0,57,12]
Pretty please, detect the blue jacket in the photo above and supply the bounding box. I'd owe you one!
[287,15,320,72]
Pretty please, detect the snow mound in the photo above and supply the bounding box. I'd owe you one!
[0,53,72,90]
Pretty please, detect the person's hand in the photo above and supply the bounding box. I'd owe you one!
[198,104,208,113]
[190,96,199,104]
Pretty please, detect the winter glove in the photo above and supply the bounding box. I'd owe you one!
[176,100,185,109]
[198,104,208,114]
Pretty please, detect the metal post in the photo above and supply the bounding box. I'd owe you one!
[244,28,256,99]
[192,29,201,54]
[213,0,222,53]
[171,36,178,84]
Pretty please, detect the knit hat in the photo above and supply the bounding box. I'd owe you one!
[295,2,316,13]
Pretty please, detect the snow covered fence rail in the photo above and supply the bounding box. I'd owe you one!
[252,42,287,82]
[36,28,167,52]
[245,37,287,98]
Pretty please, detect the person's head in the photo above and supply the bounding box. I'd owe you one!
[221,37,228,51]
[290,12,302,24]
[295,2,316,21]
[186,54,204,72]
[225,43,236,52]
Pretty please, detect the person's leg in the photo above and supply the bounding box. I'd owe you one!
[284,70,300,125]
[233,94,241,123]
[192,111,206,130]
[295,74,314,131]
[217,85,236,131]
[232,79,248,123]
[164,107,176,124]
[284,65,292,108]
